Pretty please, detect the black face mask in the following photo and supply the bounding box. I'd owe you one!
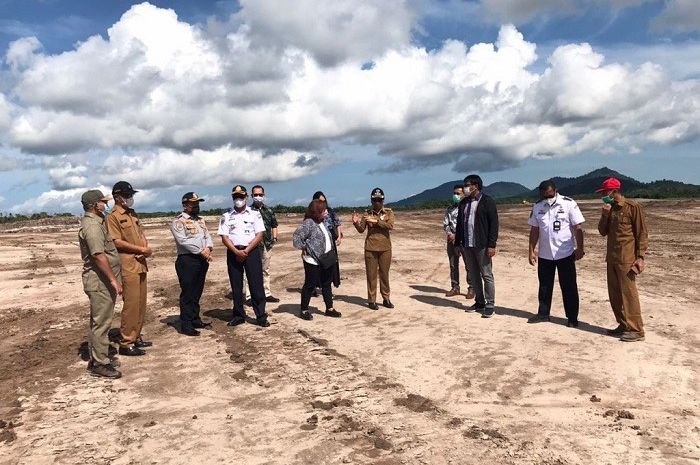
[190,205,200,216]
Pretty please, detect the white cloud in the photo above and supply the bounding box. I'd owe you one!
[651,0,700,33]
[236,0,414,66]
[2,2,700,213]
[9,185,161,214]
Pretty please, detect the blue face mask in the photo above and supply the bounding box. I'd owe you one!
[102,201,111,215]
[602,195,615,205]
[452,194,462,204]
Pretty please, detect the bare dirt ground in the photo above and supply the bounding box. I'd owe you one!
[1,200,698,465]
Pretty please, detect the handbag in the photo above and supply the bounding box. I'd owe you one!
[308,246,337,269]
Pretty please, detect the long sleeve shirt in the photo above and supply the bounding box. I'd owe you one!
[597,197,648,264]
[354,207,394,251]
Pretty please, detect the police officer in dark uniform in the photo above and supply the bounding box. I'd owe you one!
[170,192,214,336]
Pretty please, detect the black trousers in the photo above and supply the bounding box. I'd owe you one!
[175,254,209,330]
[537,253,579,321]
[302,261,334,311]
[227,247,266,321]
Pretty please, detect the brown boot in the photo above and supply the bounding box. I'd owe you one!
[445,288,460,297]
[620,332,645,342]
[465,287,475,299]
[88,362,122,379]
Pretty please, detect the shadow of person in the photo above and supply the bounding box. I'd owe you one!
[285,287,303,294]
[409,285,447,294]
[333,294,368,308]
[77,341,90,361]
[202,308,233,322]
[496,307,609,336]
[273,303,324,318]
[410,294,463,309]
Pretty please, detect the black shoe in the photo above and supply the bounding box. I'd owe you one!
[181,327,201,337]
[481,307,495,318]
[567,319,579,328]
[118,346,146,356]
[527,314,550,324]
[227,316,246,327]
[465,303,485,313]
[256,319,271,328]
[266,295,280,303]
[299,310,313,321]
[192,320,212,329]
[382,299,394,309]
[312,289,319,297]
[368,302,379,310]
[88,362,122,379]
[134,337,153,348]
[244,299,252,306]
[325,308,342,318]
[606,325,626,336]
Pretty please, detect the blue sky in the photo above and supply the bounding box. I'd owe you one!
[0,0,698,212]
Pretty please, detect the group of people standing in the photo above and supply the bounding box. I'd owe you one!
[442,175,648,342]
[78,173,648,379]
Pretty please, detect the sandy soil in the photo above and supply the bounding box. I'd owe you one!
[0,200,698,465]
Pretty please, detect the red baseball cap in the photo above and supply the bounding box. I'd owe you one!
[596,177,622,193]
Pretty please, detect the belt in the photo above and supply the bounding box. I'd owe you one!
[234,245,248,250]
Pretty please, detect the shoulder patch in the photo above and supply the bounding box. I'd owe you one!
[174,220,184,231]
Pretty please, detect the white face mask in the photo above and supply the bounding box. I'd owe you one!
[253,195,264,204]
[546,196,556,206]
[124,197,134,208]
[234,198,246,208]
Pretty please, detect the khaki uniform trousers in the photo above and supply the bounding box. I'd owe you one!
[120,272,147,347]
[84,275,118,366]
[244,247,272,298]
[607,263,644,335]
[365,249,391,303]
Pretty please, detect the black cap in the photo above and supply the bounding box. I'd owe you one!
[182,192,205,203]
[231,185,247,197]
[112,181,138,196]
[371,187,385,200]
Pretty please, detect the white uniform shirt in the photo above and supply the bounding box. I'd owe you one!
[528,194,585,260]
[217,206,265,246]
[303,223,333,265]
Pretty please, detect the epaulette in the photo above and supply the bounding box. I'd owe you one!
[561,196,573,201]
[383,207,393,211]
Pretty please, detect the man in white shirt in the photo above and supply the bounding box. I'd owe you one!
[527,179,586,327]
[218,185,269,327]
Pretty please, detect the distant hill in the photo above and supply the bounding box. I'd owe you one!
[391,167,700,206]
[390,180,529,207]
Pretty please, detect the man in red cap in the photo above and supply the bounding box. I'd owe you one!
[596,177,648,342]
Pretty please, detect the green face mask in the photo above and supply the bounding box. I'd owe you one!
[452,194,462,204]
[602,195,615,205]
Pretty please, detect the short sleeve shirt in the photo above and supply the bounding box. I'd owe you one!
[528,194,585,260]
[79,213,121,276]
[217,207,265,246]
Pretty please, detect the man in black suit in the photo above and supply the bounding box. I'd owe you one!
[456,174,499,318]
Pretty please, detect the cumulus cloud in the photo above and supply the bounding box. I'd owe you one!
[651,0,700,33]
[236,0,414,66]
[9,185,162,214]
[1,1,700,211]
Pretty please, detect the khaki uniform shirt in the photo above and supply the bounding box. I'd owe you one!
[79,212,121,289]
[597,197,648,264]
[171,212,213,255]
[354,207,394,252]
[106,204,148,274]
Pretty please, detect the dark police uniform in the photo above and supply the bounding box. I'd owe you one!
[170,192,213,334]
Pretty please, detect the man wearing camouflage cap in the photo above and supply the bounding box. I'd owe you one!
[171,192,214,337]
[79,189,122,378]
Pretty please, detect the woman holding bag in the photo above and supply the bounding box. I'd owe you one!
[292,199,342,320]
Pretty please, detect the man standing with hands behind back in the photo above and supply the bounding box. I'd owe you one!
[107,181,153,356]
[597,177,648,342]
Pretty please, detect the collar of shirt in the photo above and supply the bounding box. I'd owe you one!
[614,196,626,207]
[230,206,252,215]
[470,192,483,202]
[84,212,104,222]
[112,204,134,215]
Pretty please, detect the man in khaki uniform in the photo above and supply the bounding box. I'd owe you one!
[352,187,394,310]
[596,177,648,342]
[79,189,123,379]
[107,181,152,356]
